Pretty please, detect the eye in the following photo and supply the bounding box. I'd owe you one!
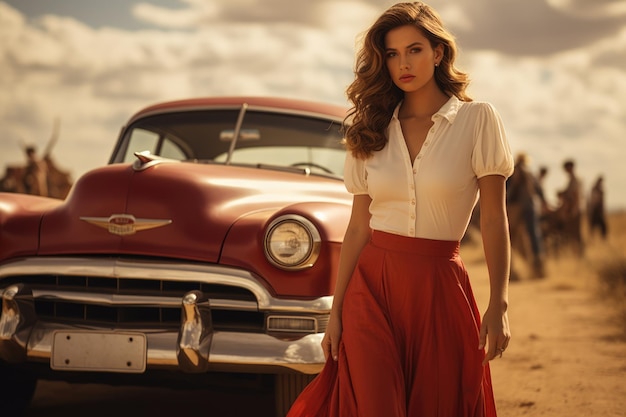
[410,47,422,54]
[385,51,397,58]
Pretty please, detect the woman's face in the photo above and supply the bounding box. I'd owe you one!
[384,24,442,94]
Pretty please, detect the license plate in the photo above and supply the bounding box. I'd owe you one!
[51,331,147,373]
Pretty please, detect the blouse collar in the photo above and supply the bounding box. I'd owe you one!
[391,95,463,124]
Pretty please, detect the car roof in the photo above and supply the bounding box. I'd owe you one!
[125,96,349,126]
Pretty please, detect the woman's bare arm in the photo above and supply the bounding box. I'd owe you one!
[477,174,512,364]
[322,194,372,360]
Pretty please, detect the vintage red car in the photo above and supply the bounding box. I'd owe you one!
[0,97,352,416]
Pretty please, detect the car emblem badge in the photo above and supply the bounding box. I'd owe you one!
[80,214,172,236]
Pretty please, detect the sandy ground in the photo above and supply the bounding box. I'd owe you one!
[465,238,626,417]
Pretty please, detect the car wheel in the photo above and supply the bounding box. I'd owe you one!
[274,373,316,417]
[0,361,38,415]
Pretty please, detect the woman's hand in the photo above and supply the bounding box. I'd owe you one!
[322,309,343,361]
[479,304,511,365]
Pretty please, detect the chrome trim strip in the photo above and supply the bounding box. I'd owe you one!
[31,289,258,311]
[0,257,333,313]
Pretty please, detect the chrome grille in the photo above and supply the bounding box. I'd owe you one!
[3,275,264,331]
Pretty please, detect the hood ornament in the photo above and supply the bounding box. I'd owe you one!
[80,214,172,236]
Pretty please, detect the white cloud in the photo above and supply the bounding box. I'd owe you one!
[444,0,626,55]
[436,3,473,32]
[0,0,625,211]
[548,0,626,18]
[0,1,356,181]
[132,1,218,29]
[462,28,626,209]
[133,0,367,28]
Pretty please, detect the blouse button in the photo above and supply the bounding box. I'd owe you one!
[411,199,416,205]
[417,155,422,160]
[412,169,417,174]
[429,128,435,133]
[424,141,429,146]
[410,213,416,219]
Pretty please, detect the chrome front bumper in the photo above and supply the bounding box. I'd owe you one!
[0,257,330,375]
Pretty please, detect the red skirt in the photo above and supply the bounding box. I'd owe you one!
[287,231,497,417]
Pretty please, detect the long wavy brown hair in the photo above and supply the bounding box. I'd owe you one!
[344,2,471,159]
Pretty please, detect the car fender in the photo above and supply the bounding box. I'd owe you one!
[0,192,63,261]
[220,201,350,298]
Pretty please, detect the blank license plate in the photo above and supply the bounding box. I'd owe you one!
[51,331,146,373]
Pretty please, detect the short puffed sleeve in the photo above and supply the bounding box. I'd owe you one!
[471,102,514,179]
[343,151,369,195]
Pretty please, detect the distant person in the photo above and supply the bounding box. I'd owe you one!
[559,160,582,218]
[536,166,550,215]
[506,152,545,278]
[556,159,584,255]
[534,164,560,256]
[23,146,49,197]
[588,175,608,240]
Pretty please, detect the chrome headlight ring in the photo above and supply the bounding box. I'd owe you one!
[264,215,321,270]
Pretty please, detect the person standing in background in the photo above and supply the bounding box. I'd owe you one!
[23,145,49,197]
[536,166,550,215]
[507,153,545,279]
[588,175,608,240]
[557,159,584,255]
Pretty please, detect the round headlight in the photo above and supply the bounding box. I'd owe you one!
[264,215,321,270]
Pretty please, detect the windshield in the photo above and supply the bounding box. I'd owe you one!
[112,109,347,177]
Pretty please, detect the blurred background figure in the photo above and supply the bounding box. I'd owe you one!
[536,166,550,215]
[507,152,546,279]
[0,166,27,194]
[23,145,49,197]
[588,175,608,240]
[559,160,582,218]
[555,159,584,255]
[0,118,73,199]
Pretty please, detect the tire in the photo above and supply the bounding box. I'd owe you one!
[0,362,38,416]
[274,373,316,417]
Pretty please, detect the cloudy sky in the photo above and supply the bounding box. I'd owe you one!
[1,0,625,210]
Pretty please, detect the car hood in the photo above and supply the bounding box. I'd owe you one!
[39,161,350,262]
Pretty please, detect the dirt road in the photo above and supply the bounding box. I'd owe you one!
[467,241,626,417]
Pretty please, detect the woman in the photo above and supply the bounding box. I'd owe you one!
[288,2,513,416]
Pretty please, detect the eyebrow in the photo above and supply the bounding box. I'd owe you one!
[385,41,425,52]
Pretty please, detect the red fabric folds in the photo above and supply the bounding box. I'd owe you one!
[287,231,497,417]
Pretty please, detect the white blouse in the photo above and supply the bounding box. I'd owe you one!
[344,96,514,241]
